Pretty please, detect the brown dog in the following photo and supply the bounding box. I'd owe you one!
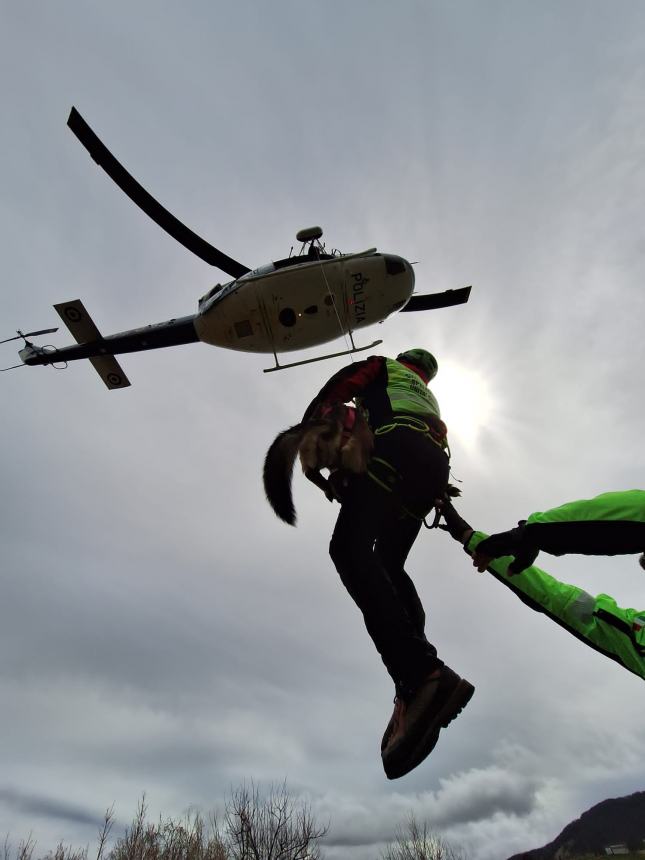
[263,404,374,525]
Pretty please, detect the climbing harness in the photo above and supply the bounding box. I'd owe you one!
[374,414,450,455]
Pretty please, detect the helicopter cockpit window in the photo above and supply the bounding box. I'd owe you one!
[199,283,224,306]
[384,256,406,276]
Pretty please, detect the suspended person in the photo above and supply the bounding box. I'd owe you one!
[439,491,645,680]
[301,349,474,779]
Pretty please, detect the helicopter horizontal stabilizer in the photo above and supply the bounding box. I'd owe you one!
[400,286,472,312]
[88,354,131,390]
[54,299,131,390]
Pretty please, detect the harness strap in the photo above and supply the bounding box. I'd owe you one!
[374,414,450,456]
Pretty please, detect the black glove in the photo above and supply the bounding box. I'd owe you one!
[438,499,473,542]
[474,522,539,574]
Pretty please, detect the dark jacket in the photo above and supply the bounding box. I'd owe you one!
[302,356,442,434]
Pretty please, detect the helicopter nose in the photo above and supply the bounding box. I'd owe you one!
[382,254,415,314]
[384,254,415,286]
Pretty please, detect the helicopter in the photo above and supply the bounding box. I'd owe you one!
[4,107,471,390]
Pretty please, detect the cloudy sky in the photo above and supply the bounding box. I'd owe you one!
[2,2,645,858]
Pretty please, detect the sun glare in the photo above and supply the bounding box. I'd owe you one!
[432,360,497,451]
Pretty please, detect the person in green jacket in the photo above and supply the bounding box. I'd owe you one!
[440,491,645,681]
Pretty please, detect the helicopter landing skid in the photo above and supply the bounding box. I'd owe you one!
[263,339,383,373]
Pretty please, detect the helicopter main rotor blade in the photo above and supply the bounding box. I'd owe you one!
[0,327,59,344]
[400,286,472,312]
[67,107,250,279]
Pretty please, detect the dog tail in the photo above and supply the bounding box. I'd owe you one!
[263,424,304,525]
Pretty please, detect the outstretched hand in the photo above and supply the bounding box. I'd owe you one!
[473,525,539,575]
[435,500,539,577]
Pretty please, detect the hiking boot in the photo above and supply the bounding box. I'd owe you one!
[381,696,405,753]
[381,665,474,780]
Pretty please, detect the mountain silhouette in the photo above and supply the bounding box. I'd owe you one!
[507,791,645,859]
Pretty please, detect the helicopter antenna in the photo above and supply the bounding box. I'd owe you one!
[296,226,324,257]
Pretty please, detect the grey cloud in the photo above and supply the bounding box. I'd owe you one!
[315,760,541,851]
[0,787,103,829]
[426,766,540,827]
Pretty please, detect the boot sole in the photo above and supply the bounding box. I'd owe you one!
[383,678,475,779]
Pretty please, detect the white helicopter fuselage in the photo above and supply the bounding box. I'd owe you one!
[11,111,471,388]
[194,249,414,354]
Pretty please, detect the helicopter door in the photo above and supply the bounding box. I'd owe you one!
[263,260,348,352]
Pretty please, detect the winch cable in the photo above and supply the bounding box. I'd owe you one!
[316,253,355,363]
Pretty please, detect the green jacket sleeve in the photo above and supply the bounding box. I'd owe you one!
[524,489,645,557]
[465,530,645,681]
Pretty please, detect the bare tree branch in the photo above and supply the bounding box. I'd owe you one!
[381,814,468,860]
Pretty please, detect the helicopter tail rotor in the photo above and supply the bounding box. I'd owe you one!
[1,328,59,372]
[0,327,58,345]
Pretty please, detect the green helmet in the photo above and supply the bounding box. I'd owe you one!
[396,348,438,381]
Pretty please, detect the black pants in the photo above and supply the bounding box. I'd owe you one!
[329,426,450,694]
